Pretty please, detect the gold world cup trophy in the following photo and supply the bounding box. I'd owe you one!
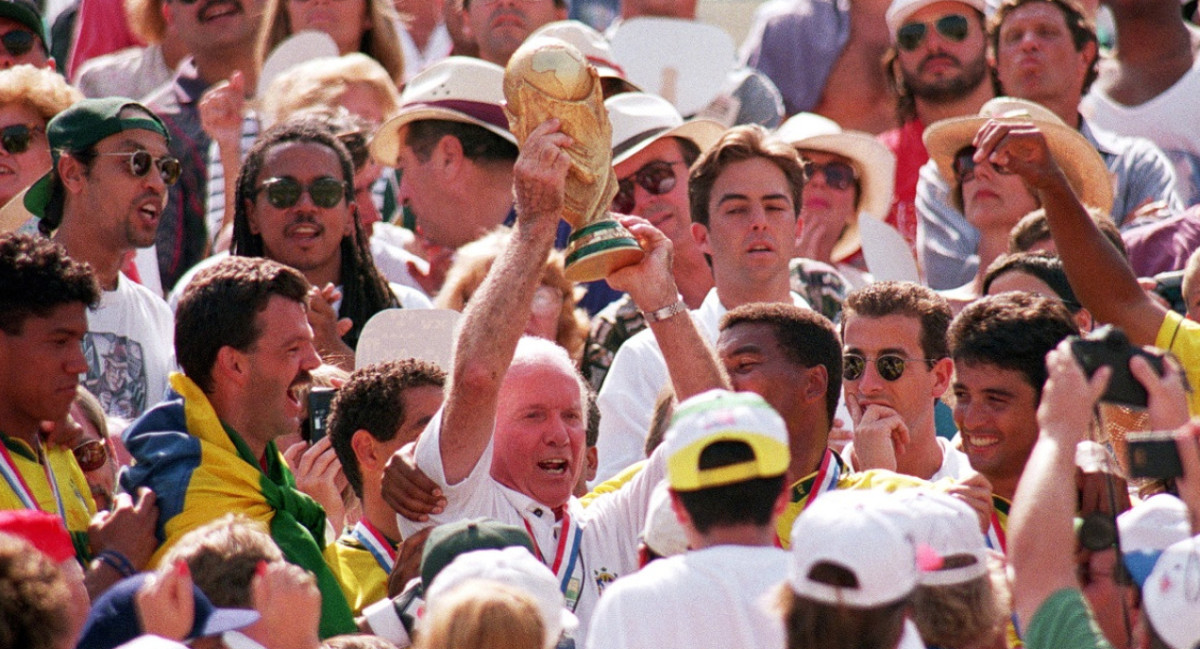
[504,36,645,282]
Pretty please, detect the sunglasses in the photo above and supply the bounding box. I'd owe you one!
[843,353,935,382]
[257,176,348,209]
[952,145,1013,184]
[612,160,683,214]
[72,439,110,473]
[96,150,183,185]
[0,124,41,155]
[896,14,970,51]
[801,159,857,191]
[0,30,37,58]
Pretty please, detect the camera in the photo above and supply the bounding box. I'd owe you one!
[1126,431,1183,479]
[1153,270,1186,315]
[303,387,336,443]
[1069,325,1165,408]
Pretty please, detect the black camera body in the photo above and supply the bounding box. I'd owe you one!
[1126,431,1183,479]
[1069,325,1165,408]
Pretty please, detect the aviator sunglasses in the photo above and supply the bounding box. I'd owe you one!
[801,159,857,191]
[0,124,41,155]
[843,353,936,382]
[612,160,683,214]
[952,145,1014,184]
[95,150,182,185]
[257,176,348,209]
[896,14,970,51]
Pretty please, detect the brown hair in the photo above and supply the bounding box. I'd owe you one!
[842,281,953,361]
[416,582,547,649]
[159,514,284,608]
[777,584,909,649]
[688,124,805,229]
[125,0,166,43]
[910,557,1010,648]
[0,534,71,649]
[990,0,1099,95]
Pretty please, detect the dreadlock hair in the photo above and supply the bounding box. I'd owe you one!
[232,116,398,350]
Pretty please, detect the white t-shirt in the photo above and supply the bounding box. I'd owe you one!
[585,545,788,649]
[594,288,811,484]
[931,436,973,482]
[398,410,666,646]
[84,273,176,419]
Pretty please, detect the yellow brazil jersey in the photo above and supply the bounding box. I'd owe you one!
[1156,310,1200,415]
[0,434,97,560]
[323,521,397,615]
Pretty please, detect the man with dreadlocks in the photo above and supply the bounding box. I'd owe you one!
[224,115,430,369]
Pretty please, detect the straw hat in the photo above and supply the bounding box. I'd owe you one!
[923,97,1113,213]
[606,92,726,167]
[370,57,514,167]
[776,112,897,263]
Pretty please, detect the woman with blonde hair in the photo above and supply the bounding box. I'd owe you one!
[255,0,406,85]
[417,582,547,649]
[260,53,401,128]
[435,228,589,363]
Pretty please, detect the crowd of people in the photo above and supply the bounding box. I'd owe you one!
[0,0,1199,646]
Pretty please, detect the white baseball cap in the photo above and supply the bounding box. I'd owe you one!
[1118,494,1192,587]
[788,490,917,607]
[662,390,790,492]
[1141,535,1200,649]
[878,490,989,586]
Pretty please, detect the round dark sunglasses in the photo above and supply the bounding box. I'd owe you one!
[952,145,1014,184]
[612,159,683,214]
[72,439,110,473]
[96,150,182,185]
[0,124,41,155]
[801,159,858,191]
[843,353,935,382]
[0,30,37,57]
[257,176,348,209]
[896,14,970,51]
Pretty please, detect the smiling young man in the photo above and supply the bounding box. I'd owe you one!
[26,97,178,420]
[121,255,357,638]
[948,291,1076,548]
[595,125,811,483]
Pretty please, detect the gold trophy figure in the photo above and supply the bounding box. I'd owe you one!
[504,36,644,282]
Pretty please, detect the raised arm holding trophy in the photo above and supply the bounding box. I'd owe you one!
[503,36,645,281]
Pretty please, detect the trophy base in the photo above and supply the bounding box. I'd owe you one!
[563,220,645,283]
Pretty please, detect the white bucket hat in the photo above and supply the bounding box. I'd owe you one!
[775,112,897,263]
[370,56,515,167]
[607,92,725,167]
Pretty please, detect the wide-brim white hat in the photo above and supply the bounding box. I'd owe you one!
[607,92,726,167]
[923,97,1114,213]
[370,56,515,166]
[776,112,897,262]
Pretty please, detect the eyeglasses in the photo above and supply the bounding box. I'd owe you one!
[896,14,971,51]
[95,150,182,185]
[0,124,41,155]
[843,353,936,381]
[612,160,683,214]
[952,145,1013,184]
[801,159,857,191]
[72,439,110,473]
[257,176,348,209]
[0,30,38,58]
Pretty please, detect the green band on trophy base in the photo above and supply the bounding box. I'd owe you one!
[564,220,644,282]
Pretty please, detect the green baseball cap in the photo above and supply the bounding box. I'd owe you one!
[0,0,46,46]
[420,518,534,590]
[25,97,170,217]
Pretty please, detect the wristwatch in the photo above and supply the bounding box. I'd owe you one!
[641,300,687,323]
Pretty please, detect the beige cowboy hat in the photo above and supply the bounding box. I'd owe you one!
[370,56,515,167]
[606,92,726,166]
[776,112,897,263]
[923,97,1114,213]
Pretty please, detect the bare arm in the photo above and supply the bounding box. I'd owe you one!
[972,120,1166,346]
[607,215,728,401]
[438,120,572,483]
[1009,342,1110,626]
